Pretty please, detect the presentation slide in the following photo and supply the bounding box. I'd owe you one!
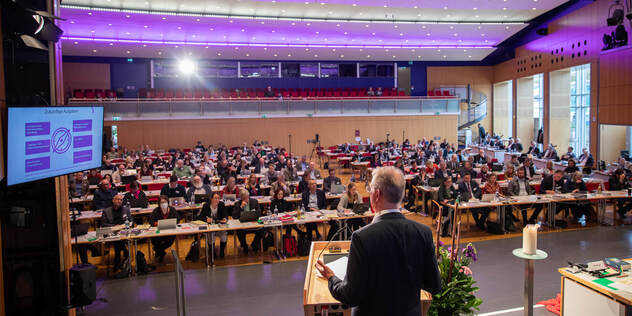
[7,106,103,186]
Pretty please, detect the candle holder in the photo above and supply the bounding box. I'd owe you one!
[513,248,548,316]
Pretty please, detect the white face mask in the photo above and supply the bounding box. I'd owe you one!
[160,203,168,211]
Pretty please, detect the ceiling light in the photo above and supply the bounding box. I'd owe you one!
[125,32,130,35]
[177,26,182,29]
[70,21,75,23]
[450,26,454,29]
[532,7,536,10]
[343,32,347,35]
[418,56,421,58]
[506,26,510,29]
[109,42,113,46]
[372,32,376,35]
[210,28,214,31]
[143,25,148,28]
[503,7,507,10]
[229,20,233,23]
[463,49,467,52]
[383,5,387,8]
[443,55,447,58]
[336,24,340,27]
[332,48,336,51]
[399,33,404,36]
[359,48,363,51]
[314,54,318,57]
[196,18,200,22]
[315,31,319,34]
[235,47,239,50]
[287,54,291,56]
[92,49,97,52]
[264,47,267,50]
[437,49,441,52]
[340,54,344,57]
[246,53,250,56]
[392,55,396,58]
[306,23,311,26]
[365,24,369,27]
[158,51,162,55]
[385,49,389,52]
[274,53,278,56]
[422,25,426,29]
[473,7,477,10]
[367,54,371,57]
[443,6,448,10]
[413,6,418,8]
[478,26,482,29]
[394,25,398,28]
[162,17,166,20]
[352,3,357,6]
[217,53,221,56]
[73,41,78,44]
[241,29,245,32]
[204,46,208,48]
[454,33,458,36]
[305,48,309,51]
[126,50,131,54]
[292,22,296,25]
[261,21,265,24]
[88,12,92,15]
[468,55,472,58]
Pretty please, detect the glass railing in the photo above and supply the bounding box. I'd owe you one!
[458,94,488,128]
[67,97,460,120]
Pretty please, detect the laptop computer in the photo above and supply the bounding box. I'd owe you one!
[239,210,259,222]
[157,218,177,230]
[352,203,369,214]
[195,194,209,204]
[141,176,153,182]
[224,194,237,202]
[428,178,443,187]
[121,175,137,185]
[330,184,345,194]
[96,227,112,238]
[169,197,185,207]
[481,194,495,202]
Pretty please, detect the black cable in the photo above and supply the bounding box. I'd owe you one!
[316,224,353,262]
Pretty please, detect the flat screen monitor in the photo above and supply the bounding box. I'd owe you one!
[6,106,104,186]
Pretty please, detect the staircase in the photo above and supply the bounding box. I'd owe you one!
[458,89,488,130]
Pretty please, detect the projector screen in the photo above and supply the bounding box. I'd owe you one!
[7,106,104,186]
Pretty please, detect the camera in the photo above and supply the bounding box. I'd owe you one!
[307,139,318,144]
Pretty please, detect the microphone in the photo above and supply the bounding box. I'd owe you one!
[317,224,353,261]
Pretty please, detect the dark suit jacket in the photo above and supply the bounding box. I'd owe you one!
[434,169,452,179]
[539,175,566,194]
[100,206,133,227]
[302,190,326,210]
[457,180,482,201]
[232,198,261,220]
[93,188,118,210]
[527,146,540,156]
[328,212,441,316]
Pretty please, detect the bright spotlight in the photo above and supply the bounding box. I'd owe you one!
[178,59,195,75]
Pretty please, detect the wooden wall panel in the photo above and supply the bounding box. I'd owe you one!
[516,77,535,145]
[599,47,632,125]
[427,66,494,138]
[600,125,628,162]
[62,62,110,95]
[493,81,512,138]
[106,115,458,156]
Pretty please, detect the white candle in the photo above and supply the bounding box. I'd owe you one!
[522,224,539,255]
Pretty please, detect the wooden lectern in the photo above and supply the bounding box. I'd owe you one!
[303,241,432,316]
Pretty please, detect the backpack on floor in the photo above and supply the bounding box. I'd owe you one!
[135,250,155,275]
[185,240,200,262]
[114,258,130,279]
[262,231,275,251]
[486,221,504,235]
[297,232,312,256]
[283,235,298,257]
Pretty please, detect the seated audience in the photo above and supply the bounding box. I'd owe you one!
[460,161,477,179]
[122,181,149,208]
[561,146,576,161]
[507,167,543,226]
[564,171,591,220]
[100,194,133,270]
[69,172,89,198]
[172,159,194,178]
[222,177,240,198]
[264,163,279,185]
[187,175,213,201]
[526,141,540,156]
[149,195,179,262]
[478,164,491,183]
[160,175,187,200]
[87,169,102,185]
[112,164,127,184]
[457,173,488,230]
[232,189,263,254]
[93,179,119,210]
[270,174,291,197]
[295,156,309,171]
[302,179,326,240]
[323,169,342,193]
[337,183,365,231]
[437,177,457,237]
[305,162,322,179]
[609,169,632,219]
[196,192,228,257]
[283,159,299,182]
[245,174,262,196]
[564,159,579,175]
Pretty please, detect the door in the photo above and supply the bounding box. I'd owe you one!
[397,66,411,95]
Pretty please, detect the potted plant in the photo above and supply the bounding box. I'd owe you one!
[428,203,482,315]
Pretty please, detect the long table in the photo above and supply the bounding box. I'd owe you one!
[72,208,383,275]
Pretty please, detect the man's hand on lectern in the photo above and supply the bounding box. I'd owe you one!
[315,260,335,280]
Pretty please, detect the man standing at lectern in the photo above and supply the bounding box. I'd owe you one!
[315,166,441,316]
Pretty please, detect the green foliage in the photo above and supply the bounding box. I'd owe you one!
[427,244,482,316]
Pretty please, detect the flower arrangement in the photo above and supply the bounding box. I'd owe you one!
[428,203,482,315]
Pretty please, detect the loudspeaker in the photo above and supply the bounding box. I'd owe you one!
[70,264,96,306]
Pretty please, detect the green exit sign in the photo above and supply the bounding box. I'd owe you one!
[112,116,121,121]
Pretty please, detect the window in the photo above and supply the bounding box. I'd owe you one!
[300,63,318,77]
[217,62,238,78]
[569,64,590,151]
[377,64,394,77]
[282,63,300,78]
[153,60,182,78]
[533,73,544,130]
[320,63,338,77]
[240,62,278,78]
[339,64,357,77]
[359,64,377,77]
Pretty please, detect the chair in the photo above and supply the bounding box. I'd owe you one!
[230,90,238,98]
[84,90,95,98]
[105,90,117,98]
[308,89,316,98]
[398,91,406,96]
[282,90,290,98]
[300,89,309,98]
[239,90,248,98]
[325,90,333,97]
[184,90,193,98]
[194,90,204,98]
[291,90,299,98]
[442,90,451,96]
[175,90,184,98]
[349,90,358,97]
[138,88,147,98]
[73,90,84,99]
[248,90,256,98]
[428,90,435,96]
[256,90,265,98]
[203,90,212,98]
[341,90,349,97]
[147,89,156,98]
[165,90,174,98]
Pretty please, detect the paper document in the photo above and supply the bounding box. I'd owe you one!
[318,256,348,280]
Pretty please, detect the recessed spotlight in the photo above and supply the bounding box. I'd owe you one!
[400,33,404,36]
[264,47,268,50]
[241,29,245,32]
[359,48,363,51]
[417,55,421,58]
[307,23,311,26]
[143,44,147,47]
[344,32,348,35]
[229,20,233,23]
[217,53,221,56]
[481,33,485,36]
[352,3,357,6]
[261,21,265,24]
[336,24,340,27]
[88,12,92,15]
[92,49,97,52]
[450,26,454,29]
[158,51,162,55]
[246,53,250,56]
[177,26,182,29]
[485,39,489,42]
[108,23,112,26]
[332,48,336,51]
[532,7,536,10]
[437,49,441,52]
[453,33,458,36]
[426,33,430,36]
[392,55,396,58]
[175,45,178,48]
[315,31,319,34]
[196,18,200,22]
[143,25,148,28]
[287,54,291,56]
[324,38,328,41]
[422,25,426,29]
[305,1,309,3]
[90,30,95,33]
[125,32,131,35]
[305,48,309,51]
[372,32,376,35]
[235,47,239,50]
[468,55,472,58]
[205,46,208,49]
[73,41,78,44]
[473,7,477,10]
[443,6,448,10]
[503,7,507,10]
[385,49,389,52]
[443,55,447,58]
[328,11,332,14]
[413,6,418,8]
[109,43,113,46]
[272,30,275,32]
[463,49,467,52]
[210,28,214,31]
[367,54,371,57]
[320,2,325,5]
[359,12,363,15]
[340,54,344,57]
[478,26,482,29]
[506,26,510,29]
[411,49,415,52]
[365,24,369,28]
[292,22,296,25]
[70,21,75,24]
[162,17,166,20]
[417,13,421,17]
[126,50,131,54]
[383,5,387,7]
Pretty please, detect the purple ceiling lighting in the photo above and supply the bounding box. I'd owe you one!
[62,36,495,49]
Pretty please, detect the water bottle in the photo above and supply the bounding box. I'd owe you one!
[274,205,279,217]
[123,214,130,229]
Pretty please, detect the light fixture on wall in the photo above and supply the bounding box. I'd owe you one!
[603,0,629,50]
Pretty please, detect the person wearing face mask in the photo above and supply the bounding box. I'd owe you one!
[196,192,228,257]
[186,175,212,202]
[149,195,179,262]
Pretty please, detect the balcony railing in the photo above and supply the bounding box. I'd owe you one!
[67,97,460,120]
